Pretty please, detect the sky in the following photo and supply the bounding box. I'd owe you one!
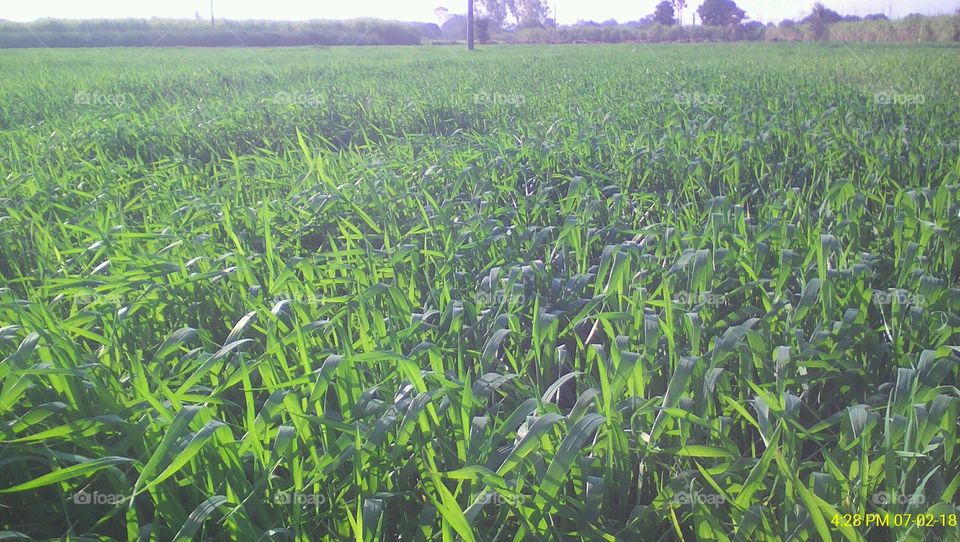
[1,0,957,26]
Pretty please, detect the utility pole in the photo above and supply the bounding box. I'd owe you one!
[553,0,558,43]
[211,0,215,27]
[467,0,475,50]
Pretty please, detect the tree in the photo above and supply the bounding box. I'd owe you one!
[412,22,443,38]
[806,3,837,40]
[802,3,842,24]
[653,1,676,26]
[517,0,550,28]
[434,7,450,24]
[673,0,688,25]
[479,0,549,27]
[697,0,746,26]
[480,0,507,26]
[626,15,656,28]
[475,17,491,42]
[864,13,888,21]
[742,20,765,38]
[440,14,468,39]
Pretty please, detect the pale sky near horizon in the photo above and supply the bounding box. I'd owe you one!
[2,0,957,25]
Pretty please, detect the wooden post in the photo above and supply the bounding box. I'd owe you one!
[467,0,475,50]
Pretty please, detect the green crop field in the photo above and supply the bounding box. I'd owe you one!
[0,43,958,541]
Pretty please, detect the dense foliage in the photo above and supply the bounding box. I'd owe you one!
[509,15,960,43]
[696,0,746,27]
[653,2,677,27]
[0,44,958,541]
[2,14,959,48]
[0,19,424,48]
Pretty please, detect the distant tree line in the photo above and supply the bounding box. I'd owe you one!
[0,19,424,48]
[506,21,766,43]
[440,0,959,44]
[1,2,958,48]
[767,4,960,42]
[495,0,959,44]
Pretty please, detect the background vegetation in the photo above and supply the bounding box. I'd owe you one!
[0,19,425,48]
[1,10,959,47]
